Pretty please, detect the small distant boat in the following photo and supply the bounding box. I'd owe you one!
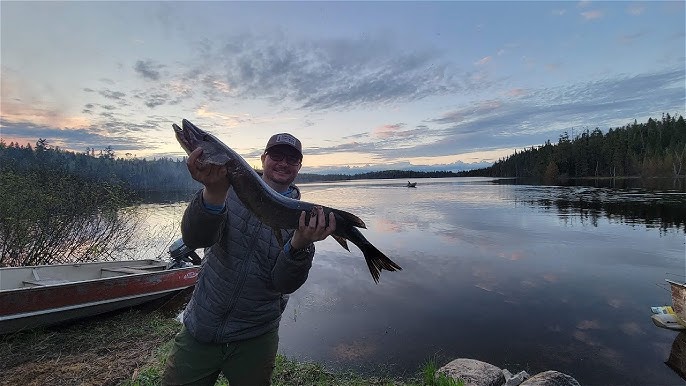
[0,240,202,334]
[406,181,417,188]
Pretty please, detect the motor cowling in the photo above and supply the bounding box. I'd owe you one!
[168,238,201,268]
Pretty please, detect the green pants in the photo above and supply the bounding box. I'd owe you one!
[161,325,279,386]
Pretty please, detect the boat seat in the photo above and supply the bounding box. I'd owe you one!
[101,267,152,275]
[23,278,71,287]
[122,264,167,271]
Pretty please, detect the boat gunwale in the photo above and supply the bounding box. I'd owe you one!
[0,263,198,293]
[0,258,165,273]
[667,279,686,288]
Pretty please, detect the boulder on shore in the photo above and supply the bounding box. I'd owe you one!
[438,358,581,386]
[520,370,581,386]
[437,358,505,386]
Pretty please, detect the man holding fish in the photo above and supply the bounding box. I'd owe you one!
[162,130,336,385]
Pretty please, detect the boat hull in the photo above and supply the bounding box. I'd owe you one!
[668,279,686,327]
[0,260,199,334]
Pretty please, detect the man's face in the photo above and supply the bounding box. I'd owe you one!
[261,145,302,187]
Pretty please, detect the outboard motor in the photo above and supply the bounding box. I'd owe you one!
[167,238,202,269]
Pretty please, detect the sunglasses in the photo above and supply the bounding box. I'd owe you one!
[267,151,302,166]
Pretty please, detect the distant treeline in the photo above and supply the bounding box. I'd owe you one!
[296,170,458,183]
[0,139,201,193]
[459,114,686,180]
[0,139,457,192]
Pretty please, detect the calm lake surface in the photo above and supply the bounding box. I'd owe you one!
[138,177,686,385]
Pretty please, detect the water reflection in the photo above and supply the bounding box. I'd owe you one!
[277,178,685,385]
[500,176,686,192]
[511,185,686,233]
[132,178,686,385]
[138,189,198,204]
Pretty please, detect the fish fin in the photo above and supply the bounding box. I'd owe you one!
[332,208,367,229]
[332,235,350,251]
[273,228,285,249]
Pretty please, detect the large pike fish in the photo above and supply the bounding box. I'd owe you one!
[173,119,401,283]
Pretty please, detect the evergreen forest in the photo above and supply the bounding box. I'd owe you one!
[1,139,200,193]
[459,114,686,181]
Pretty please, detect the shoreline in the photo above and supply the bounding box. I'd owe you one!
[0,307,580,386]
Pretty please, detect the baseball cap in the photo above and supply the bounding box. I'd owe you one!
[264,133,302,157]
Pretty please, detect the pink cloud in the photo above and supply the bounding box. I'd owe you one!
[581,10,603,20]
[475,56,492,66]
[372,123,405,139]
[506,88,526,97]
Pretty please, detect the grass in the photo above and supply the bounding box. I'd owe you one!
[0,308,463,386]
[124,352,464,386]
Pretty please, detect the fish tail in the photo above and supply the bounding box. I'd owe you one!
[358,241,402,284]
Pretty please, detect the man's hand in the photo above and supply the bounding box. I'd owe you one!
[291,206,336,250]
[187,148,230,205]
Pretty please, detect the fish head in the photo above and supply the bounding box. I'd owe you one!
[173,119,232,165]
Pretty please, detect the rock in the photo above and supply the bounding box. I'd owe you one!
[520,370,580,386]
[505,370,530,386]
[438,358,506,386]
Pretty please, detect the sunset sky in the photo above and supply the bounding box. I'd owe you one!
[1,1,684,174]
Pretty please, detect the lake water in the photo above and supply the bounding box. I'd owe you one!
[137,177,686,385]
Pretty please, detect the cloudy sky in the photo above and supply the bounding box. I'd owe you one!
[1,1,684,174]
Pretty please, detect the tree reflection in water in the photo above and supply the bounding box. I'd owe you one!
[503,178,686,233]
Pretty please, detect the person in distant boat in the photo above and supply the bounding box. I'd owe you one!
[162,133,335,386]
